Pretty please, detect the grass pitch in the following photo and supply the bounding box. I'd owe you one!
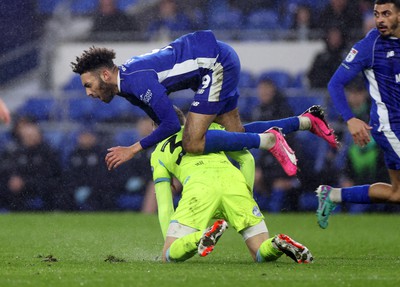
[0,212,399,287]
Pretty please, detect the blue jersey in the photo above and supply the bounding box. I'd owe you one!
[328,28,400,169]
[117,30,240,149]
[328,28,400,129]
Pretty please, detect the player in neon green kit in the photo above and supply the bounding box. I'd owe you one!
[151,108,313,263]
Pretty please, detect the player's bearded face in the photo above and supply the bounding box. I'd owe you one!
[374,4,400,37]
[81,71,115,103]
[98,77,115,103]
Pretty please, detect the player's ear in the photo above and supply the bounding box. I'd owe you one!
[101,69,111,82]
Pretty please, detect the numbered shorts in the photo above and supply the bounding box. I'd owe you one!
[189,41,241,116]
[171,165,264,232]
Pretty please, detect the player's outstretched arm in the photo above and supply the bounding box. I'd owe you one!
[155,181,175,240]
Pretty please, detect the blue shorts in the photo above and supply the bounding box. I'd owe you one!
[189,41,241,115]
[372,127,400,170]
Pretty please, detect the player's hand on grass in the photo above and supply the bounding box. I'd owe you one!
[347,117,372,147]
[105,142,143,170]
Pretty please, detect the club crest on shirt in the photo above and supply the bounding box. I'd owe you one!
[345,48,358,62]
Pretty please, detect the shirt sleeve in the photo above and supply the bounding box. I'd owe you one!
[140,92,181,149]
[328,35,374,122]
[155,181,174,240]
[124,70,181,149]
[151,153,174,239]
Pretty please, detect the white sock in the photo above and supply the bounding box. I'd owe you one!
[329,188,342,203]
[298,116,311,131]
[259,133,276,150]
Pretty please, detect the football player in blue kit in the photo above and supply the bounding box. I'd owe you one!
[71,30,337,177]
[316,0,400,228]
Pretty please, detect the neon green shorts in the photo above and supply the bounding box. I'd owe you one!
[171,165,264,232]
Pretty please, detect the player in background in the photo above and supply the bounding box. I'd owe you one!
[71,30,338,177]
[0,99,11,124]
[316,0,400,229]
[151,107,313,263]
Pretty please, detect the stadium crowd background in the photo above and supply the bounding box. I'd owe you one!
[0,0,396,214]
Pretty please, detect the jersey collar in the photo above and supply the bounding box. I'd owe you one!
[117,70,121,92]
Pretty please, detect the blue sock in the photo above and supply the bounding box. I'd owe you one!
[244,117,299,135]
[341,185,371,204]
[204,130,260,153]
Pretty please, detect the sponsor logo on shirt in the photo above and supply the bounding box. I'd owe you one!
[345,48,358,62]
[395,73,400,83]
[191,101,200,107]
[387,51,395,58]
[140,89,152,104]
[252,206,262,217]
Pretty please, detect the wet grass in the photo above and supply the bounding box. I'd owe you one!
[0,212,399,287]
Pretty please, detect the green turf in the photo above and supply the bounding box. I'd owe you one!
[0,212,399,287]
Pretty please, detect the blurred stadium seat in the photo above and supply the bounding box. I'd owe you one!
[43,129,66,150]
[70,0,97,14]
[258,70,293,90]
[239,70,256,89]
[209,9,244,30]
[37,0,63,14]
[68,97,96,121]
[286,93,324,115]
[291,70,307,89]
[62,75,85,93]
[113,129,140,146]
[238,95,259,122]
[17,97,57,121]
[118,0,138,11]
[246,9,282,30]
[0,131,12,152]
[116,194,144,211]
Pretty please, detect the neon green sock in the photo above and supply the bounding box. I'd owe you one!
[167,231,203,262]
[256,237,283,262]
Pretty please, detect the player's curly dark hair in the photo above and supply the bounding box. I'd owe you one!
[71,46,116,75]
[375,0,400,8]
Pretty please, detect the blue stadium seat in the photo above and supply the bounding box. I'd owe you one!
[246,9,282,30]
[291,71,307,89]
[286,94,324,115]
[37,0,63,14]
[118,0,137,11]
[116,194,144,211]
[286,0,329,12]
[298,192,319,211]
[113,129,140,146]
[0,131,12,152]
[209,9,244,30]
[68,97,95,121]
[258,70,293,90]
[43,129,66,150]
[17,97,56,121]
[238,95,259,122]
[70,0,97,14]
[62,75,85,93]
[239,70,256,89]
